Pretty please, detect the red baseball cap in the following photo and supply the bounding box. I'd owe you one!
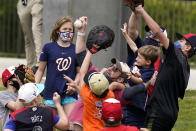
[102,98,122,122]
[176,33,196,54]
[2,66,15,86]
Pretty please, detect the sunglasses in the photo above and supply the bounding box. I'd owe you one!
[146,32,157,39]
[109,65,120,72]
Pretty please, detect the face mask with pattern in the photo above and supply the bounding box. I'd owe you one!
[59,32,74,42]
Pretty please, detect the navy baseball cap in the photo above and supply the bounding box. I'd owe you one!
[176,33,196,54]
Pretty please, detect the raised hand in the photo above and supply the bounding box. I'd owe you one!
[120,23,128,36]
[53,92,61,105]
[78,16,88,33]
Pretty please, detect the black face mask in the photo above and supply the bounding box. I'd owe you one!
[10,80,20,90]
[143,38,159,46]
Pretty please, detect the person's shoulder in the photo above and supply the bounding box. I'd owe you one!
[43,42,56,48]
[10,107,29,117]
[0,90,16,97]
[126,125,140,130]
[69,43,76,49]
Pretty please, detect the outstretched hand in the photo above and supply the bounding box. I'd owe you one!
[64,75,80,93]
[120,23,128,36]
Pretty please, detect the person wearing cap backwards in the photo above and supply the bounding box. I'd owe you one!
[0,66,23,131]
[131,5,196,131]
[4,83,69,131]
[64,48,115,131]
[100,98,139,131]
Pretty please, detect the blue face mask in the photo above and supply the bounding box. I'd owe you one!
[174,41,181,48]
[143,38,159,46]
[59,32,74,42]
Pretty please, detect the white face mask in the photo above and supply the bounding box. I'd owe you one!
[59,32,74,42]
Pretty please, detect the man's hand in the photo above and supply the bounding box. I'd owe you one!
[53,92,61,106]
[134,5,144,14]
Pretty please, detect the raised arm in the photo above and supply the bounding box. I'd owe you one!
[128,12,139,40]
[121,23,138,53]
[79,50,92,86]
[53,92,69,130]
[135,5,169,49]
[64,50,93,93]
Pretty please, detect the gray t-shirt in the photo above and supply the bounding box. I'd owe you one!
[0,90,17,131]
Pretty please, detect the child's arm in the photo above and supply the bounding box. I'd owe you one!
[35,61,47,83]
[121,23,138,53]
[64,51,93,93]
[127,71,143,84]
[75,16,88,54]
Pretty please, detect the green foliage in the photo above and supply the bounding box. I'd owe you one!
[0,0,25,55]
[172,90,196,131]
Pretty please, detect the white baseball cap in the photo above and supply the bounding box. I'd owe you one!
[18,83,44,103]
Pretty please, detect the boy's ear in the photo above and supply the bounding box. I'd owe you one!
[146,59,151,66]
[185,44,192,52]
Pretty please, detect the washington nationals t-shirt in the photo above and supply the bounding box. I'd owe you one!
[40,42,79,99]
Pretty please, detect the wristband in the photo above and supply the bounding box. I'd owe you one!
[77,32,85,36]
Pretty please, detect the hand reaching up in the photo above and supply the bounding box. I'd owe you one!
[121,23,128,36]
[53,92,61,106]
[78,16,88,33]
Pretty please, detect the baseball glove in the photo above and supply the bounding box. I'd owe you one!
[86,25,115,54]
[123,0,144,11]
[15,64,35,84]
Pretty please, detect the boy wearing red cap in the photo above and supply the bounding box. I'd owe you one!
[0,66,23,130]
[100,98,139,131]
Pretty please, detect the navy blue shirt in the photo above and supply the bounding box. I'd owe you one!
[40,42,79,99]
[5,107,59,131]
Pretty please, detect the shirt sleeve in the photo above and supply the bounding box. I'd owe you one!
[4,117,16,130]
[40,44,48,61]
[54,115,60,125]
[0,92,15,107]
